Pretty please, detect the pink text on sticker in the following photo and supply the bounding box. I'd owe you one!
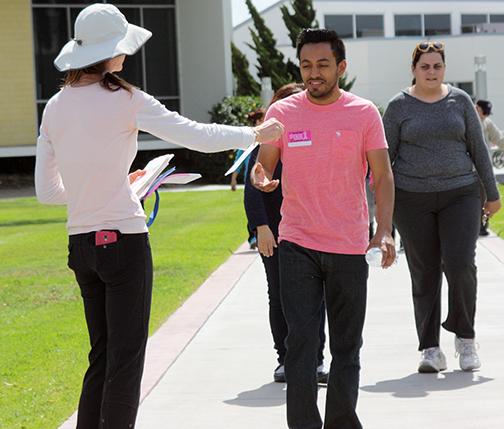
[288,130,312,142]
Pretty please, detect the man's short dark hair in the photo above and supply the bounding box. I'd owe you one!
[296,29,346,62]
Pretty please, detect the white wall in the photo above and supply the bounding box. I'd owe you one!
[178,0,234,123]
[344,35,504,121]
[233,0,504,126]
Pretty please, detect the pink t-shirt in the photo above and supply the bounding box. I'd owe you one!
[265,90,387,254]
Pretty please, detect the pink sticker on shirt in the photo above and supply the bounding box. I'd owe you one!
[288,130,312,147]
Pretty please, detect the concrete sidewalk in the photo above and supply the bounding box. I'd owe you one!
[126,235,504,429]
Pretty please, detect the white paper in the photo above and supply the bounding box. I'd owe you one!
[224,143,258,176]
[161,173,202,185]
[130,154,174,198]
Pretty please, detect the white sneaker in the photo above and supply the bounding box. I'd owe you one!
[273,364,285,382]
[455,337,481,371]
[418,347,447,373]
[317,364,328,384]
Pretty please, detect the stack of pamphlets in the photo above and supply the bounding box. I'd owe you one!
[130,154,201,226]
[131,154,201,199]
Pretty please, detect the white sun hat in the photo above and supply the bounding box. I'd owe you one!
[54,3,152,72]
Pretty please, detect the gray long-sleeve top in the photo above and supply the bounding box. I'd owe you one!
[383,86,499,202]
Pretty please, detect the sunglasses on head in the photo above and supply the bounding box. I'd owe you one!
[412,41,445,60]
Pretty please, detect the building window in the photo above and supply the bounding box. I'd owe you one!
[394,14,451,37]
[490,14,504,23]
[461,14,487,33]
[356,15,384,38]
[324,14,385,39]
[324,15,354,39]
[32,1,179,126]
[424,14,451,36]
[395,14,422,36]
[32,0,175,4]
[451,82,474,98]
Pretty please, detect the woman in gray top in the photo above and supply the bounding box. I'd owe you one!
[383,41,501,374]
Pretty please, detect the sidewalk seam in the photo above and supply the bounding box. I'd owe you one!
[139,245,259,404]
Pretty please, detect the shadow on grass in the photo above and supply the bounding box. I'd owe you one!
[0,218,66,228]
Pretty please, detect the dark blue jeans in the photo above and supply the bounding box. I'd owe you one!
[261,249,326,366]
[279,241,368,429]
[68,232,153,429]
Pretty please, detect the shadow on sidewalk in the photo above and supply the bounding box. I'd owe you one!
[361,371,493,398]
[224,382,287,407]
[224,382,328,408]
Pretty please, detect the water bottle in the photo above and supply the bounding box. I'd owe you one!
[365,247,383,267]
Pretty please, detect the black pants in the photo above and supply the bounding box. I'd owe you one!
[68,232,153,429]
[393,183,481,350]
[261,250,326,366]
[279,241,367,429]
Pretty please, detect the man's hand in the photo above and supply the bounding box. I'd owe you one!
[251,162,279,193]
[257,225,277,257]
[129,169,146,184]
[253,118,284,143]
[366,230,396,268]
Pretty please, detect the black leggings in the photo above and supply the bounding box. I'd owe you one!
[68,232,153,429]
[393,183,481,350]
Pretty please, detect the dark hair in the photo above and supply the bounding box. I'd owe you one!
[62,60,134,93]
[296,28,345,63]
[269,82,304,106]
[247,108,266,126]
[412,47,445,68]
[411,45,446,85]
[476,99,492,116]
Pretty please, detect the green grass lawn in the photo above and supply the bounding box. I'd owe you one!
[0,190,248,429]
[489,184,504,238]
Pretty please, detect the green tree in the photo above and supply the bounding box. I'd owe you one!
[232,0,356,94]
[338,72,356,91]
[280,0,319,49]
[231,42,260,96]
[279,0,355,90]
[245,0,293,90]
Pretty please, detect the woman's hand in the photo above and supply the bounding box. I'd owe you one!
[484,199,502,219]
[128,169,146,184]
[257,225,277,257]
[250,162,279,193]
[253,118,284,143]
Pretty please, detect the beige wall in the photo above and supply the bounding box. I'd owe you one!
[177,0,233,123]
[0,0,37,148]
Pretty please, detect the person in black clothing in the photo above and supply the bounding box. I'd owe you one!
[244,83,328,383]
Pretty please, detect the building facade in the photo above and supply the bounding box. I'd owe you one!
[0,0,234,157]
[233,0,504,125]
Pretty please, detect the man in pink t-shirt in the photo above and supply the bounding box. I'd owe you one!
[252,29,395,429]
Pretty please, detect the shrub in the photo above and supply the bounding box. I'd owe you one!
[173,96,261,184]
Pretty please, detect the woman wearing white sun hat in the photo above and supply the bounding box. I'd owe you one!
[35,3,283,428]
